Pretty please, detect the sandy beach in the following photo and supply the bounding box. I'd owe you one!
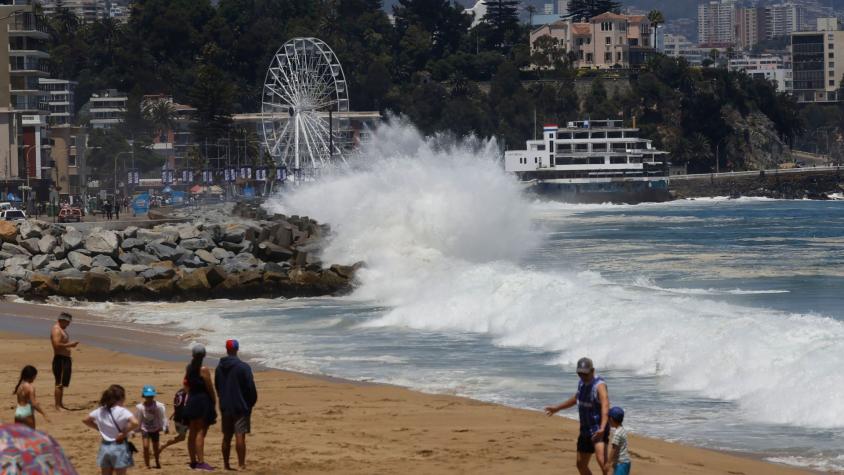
[0,300,811,474]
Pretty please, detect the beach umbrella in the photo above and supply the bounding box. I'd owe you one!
[0,424,77,474]
[190,185,203,193]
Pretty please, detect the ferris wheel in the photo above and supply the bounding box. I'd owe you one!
[261,38,350,180]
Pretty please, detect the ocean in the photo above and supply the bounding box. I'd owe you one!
[97,123,844,472]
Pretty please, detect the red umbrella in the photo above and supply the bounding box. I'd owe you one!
[190,185,203,193]
[0,424,77,474]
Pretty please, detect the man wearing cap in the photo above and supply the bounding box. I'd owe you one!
[50,312,79,410]
[545,357,611,475]
[215,339,258,470]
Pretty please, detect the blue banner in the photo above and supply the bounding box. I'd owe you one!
[131,193,150,215]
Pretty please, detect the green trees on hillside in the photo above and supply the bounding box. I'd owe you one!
[567,0,622,21]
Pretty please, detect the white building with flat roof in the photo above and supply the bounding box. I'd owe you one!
[39,78,76,126]
[87,90,127,129]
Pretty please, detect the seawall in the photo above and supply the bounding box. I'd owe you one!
[670,167,844,199]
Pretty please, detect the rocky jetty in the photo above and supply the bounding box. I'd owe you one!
[0,202,359,302]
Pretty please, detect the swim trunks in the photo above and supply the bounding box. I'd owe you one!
[577,430,609,454]
[52,354,72,387]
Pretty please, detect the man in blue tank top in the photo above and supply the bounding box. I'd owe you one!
[545,357,611,475]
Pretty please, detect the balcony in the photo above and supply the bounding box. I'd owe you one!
[7,14,50,40]
[9,57,50,76]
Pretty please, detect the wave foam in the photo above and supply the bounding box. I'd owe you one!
[268,119,844,430]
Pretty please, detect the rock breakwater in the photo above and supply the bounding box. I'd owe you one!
[0,202,359,302]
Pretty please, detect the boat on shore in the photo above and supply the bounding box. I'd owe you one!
[504,120,671,204]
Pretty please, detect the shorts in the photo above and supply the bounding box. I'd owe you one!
[142,431,160,442]
[577,430,609,454]
[221,413,251,435]
[614,462,631,475]
[97,441,133,469]
[175,422,188,436]
[52,355,72,388]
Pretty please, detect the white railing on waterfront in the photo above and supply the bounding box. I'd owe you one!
[670,165,842,180]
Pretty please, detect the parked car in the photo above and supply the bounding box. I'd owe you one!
[0,209,27,221]
[57,207,83,223]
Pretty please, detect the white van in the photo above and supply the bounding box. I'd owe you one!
[0,209,26,221]
[0,202,11,211]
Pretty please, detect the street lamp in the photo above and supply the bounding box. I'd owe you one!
[113,150,134,199]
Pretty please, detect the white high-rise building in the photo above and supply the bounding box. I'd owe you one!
[40,0,108,24]
[557,0,568,17]
[698,0,737,47]
[764,3,802,39]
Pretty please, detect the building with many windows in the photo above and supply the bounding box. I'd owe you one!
[86,90,127,129]
[698,0,737,47]
[530,12,654,69]
[1,0,52,201]
[790,29,844,102]
[40,0,107,24]
[39,78,76,126]
[729,54,792,91]
[764,3,803,39]
[660,33,706,65]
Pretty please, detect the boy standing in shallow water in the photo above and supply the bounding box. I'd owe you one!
[608,407,631,475]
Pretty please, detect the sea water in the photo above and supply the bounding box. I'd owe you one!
[102,122,844,472]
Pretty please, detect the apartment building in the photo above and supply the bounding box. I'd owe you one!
[86,89,127,129]
[661,34,706,65]
[790,29,844,102]
[1,0,52,201]
[698,0,737,47]
[530,12,654,69]
[729,55,792,91]
[142,94,197,170]
[765,3,803,39]
[41,0,107,24]
[736,7,763,50]
[39,78,76,126]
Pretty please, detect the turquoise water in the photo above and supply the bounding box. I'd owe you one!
[113,198,844,472]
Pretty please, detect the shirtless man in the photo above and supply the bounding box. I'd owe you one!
[51,312,79,410]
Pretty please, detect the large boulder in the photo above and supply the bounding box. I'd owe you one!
[4,255,32,269]
[29,273,58,296]
[203,266,228,287]
[180,238,212,251]
[176,270,211,292]
[120,264,149,273]
[57,275,86,297]
[120,238,146,251]
[0,275,17,295]
[146,241,185,261]
[122,226,139,239]
[31,254,52,270]
[19,238,41,255]
[0,221,17,243]
[318,269,348,289]
[91,254,119,270]
[143,278,175,296]
[18,221,42,240]
[257,241,294,262]
[141,265,176,280]
[47,259,71,271]
[221,225,246,243]
[177,225,200,241]
[194,249,219,265]
[221,240,250,253]
[211,247,232,261]
[273,225,294,247]
[84,272,111,296]
[4,265,30,280]
[136,229,166,243]
[37,235,57,254]
[67,251,93,271]
[2,242,31,257]
[61,227,84,249]
[288,267,321,286]
[84,229,119,255]
[108,272,144,293]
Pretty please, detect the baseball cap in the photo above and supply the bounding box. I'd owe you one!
[576,357,594,374]
[225,339,239,352]
[58,312,73,322]
[192,344,206,357]
[142,385,157,397]
[609,406,625,422]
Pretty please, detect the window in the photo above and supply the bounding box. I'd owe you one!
[830,62,835,68]
[617,52,622,62]
[830,43,835,49]
[830,79,836,86]
[610,157,628,164]
[574,132,589,139]
[601,22,613,31]
[537,144,545,151]
[605,52,612,61]
[591,131,606,139]
[586,53,593,62]
[606,37,612,45]
[607,131,622,139]
[830,52,835,58]
[619,22,626,32]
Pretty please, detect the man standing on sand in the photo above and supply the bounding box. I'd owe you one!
[545,357,611,475]
[51,312,79,410]
[215,339,257,470]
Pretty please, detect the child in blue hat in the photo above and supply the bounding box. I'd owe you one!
[608,406,631,475]
[135,385,168,469]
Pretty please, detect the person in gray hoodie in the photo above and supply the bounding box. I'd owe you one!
[215,339,257,470]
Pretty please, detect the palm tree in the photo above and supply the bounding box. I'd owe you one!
[647,10,664,49]
[143,98,177,142]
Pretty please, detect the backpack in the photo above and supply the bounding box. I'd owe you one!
[173,388,188,424]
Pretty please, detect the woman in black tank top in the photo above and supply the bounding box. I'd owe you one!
[182,345,217,470]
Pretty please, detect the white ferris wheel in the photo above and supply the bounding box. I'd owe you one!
[261,37,350,180]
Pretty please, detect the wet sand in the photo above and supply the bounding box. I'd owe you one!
[0,300,811,474]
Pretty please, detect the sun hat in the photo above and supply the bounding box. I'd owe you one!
[225,339,239,352]
[142,385,157,397]
[609,406,625,422]
[576,357,594,374]
[192,344,206,357]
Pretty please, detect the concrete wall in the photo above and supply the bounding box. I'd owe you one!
[670,168,844,199]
